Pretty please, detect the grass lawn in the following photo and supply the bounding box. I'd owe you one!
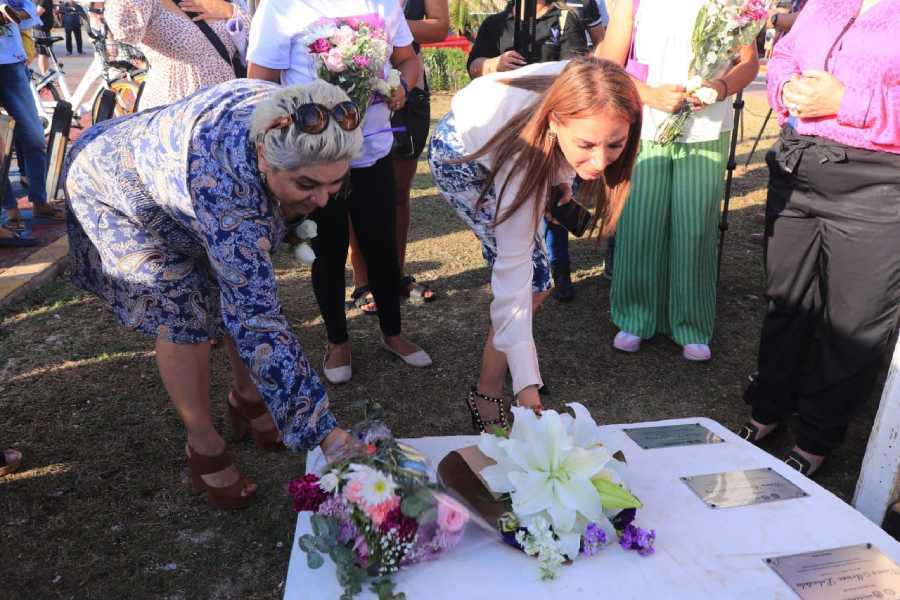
[0,90,886,598]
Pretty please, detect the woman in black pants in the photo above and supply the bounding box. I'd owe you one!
[739,0,900,477]
[246,0,432,385]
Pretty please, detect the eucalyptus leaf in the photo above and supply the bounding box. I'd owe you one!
[401,495,424,518]
[306,550,324,569]
[298,534,316,552]
[310,514,331,537]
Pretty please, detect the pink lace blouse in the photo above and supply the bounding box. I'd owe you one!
[106,0,249,109]
[767,0,900,153]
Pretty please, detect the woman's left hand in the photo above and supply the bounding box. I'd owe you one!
[387,83,407,112]
[782,70,844,119]
[178,0,235,22]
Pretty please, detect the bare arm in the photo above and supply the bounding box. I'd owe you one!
[594,0,632,65]
[407,0,449,43]
[247,63,281,83]
[709,44,759,101]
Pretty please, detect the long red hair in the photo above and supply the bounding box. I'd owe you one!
[462,56,642,238]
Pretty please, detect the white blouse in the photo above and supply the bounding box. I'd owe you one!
[633,0,734,143]
[451,61,575,395]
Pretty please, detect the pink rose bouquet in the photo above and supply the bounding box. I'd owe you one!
[302,16,402,122]
[289,421,468,600]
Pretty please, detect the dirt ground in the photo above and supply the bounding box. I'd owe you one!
[0,91,887,599]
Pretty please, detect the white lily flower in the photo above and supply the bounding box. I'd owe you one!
[319,471,339,493]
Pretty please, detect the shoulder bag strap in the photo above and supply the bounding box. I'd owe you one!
[171,0,242,77]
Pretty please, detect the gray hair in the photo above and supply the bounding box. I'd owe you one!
[250,80,364,171]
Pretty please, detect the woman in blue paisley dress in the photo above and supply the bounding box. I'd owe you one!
[64,79,363,509]
[428,57,642,431]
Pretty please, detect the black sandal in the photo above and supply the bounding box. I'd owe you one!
[346,286,377,315]
[465,386,510,433]
[736,421,778,445]
[401,275,435,305]
[784,449,825,478]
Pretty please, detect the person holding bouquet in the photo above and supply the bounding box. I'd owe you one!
[64,79,364,509]
[428,57,642,430]
[247,0,432,386]
[598,0,760,361]
[741,0,900,477]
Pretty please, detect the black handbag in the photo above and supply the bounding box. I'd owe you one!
[172,0,246,79]
[391,87,431,160]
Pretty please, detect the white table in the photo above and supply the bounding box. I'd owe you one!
[285,417,900,599]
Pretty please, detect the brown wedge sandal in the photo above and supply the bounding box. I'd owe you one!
[185,445,256,510]
[227,388,285,452]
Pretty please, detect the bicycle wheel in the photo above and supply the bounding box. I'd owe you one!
[90,79,140,124]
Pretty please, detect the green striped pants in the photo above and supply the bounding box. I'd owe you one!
[610,133,729,346]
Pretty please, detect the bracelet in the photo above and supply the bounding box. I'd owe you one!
[714,78,730,101]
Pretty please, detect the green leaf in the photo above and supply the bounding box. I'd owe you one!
[310,514,332,538]
[314,535,334,553]
[401,495,425,518]
[418,507,438,525]
[592,477,643,511]
[489,425,509,438]
[306,550,324,570]
[330,544,354,565]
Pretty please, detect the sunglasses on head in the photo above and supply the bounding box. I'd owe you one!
[265,102,362,136]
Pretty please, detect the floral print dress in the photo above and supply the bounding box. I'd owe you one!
[63,80,335,452]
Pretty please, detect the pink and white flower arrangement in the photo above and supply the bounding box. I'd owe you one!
[303,16,403,121]
[656,0,774,144]
[289,423,468,599]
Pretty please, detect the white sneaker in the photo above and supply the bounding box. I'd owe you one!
[682,344,712,362]
[381,338,432,367]
[613,331,641,353]
[322,349,352,384]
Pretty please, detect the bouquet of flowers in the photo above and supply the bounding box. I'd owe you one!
[289,417,469,600]
[303,16,403,122]
[285,219,318,265]
[655,0,773,144]
[439,403,654,581]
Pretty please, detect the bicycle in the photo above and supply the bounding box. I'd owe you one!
[28,12,146,129]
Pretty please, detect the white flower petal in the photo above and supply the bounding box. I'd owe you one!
[565,402,603,448]
[547,496,577,534]
[509,471,555,516]
[556,477,604,522]
[556,530,582,560]
[479,464,515,493]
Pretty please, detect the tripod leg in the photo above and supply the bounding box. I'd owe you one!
[744,107,773,167]
[717,92,744,287]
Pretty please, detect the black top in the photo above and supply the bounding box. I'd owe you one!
[466,3,588,71]
[575,0,605,29]
[38,0,54,32]
[403,0,425,53]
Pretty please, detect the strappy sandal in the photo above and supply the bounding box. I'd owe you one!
[185,445,256,510]
[32,205,66,221]
[736,420,779,445]
[784,449,826,478]
[227,388,285,452]
[4,215,26,231]
[465,386,511,433]
[400,275,436,305]
[0,448,22,477]
[347,286,378,316]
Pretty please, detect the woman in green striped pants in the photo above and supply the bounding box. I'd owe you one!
[599,0,759,361]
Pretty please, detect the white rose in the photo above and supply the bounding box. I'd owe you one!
[694,86,720,105]
[386,69,402,90]
[293,243,317,265]
[685,76,704,93]
[295,220,318,240]
[372,78,392,96]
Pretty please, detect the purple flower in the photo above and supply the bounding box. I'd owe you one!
[619,524,656,557]
[352,535,370,568]
[581,522,607,557]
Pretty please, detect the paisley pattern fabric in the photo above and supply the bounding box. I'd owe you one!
[428,111,552,293]
[63,80,336,452]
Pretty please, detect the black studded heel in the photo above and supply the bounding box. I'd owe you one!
[465,386,510,433]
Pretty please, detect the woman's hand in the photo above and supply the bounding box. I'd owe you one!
[649,84,688,113]
[387,82,407,112]
[782,70,844,119]
[493,50,527,73]
[516,386,542,413]
[178,0,235,22]
[321,428,363,463]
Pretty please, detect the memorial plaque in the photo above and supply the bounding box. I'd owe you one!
[682,467,807,509]
[624,423,724,449]
[766,544,900,600]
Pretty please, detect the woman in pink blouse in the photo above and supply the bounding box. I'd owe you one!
[740,0,900,477]
[105,0,249,110]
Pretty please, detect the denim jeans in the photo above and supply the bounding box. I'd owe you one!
[544,219,570,270]
[0,61,48,210]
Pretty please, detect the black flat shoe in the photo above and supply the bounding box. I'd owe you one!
[784,450,826,478]
[736,420,778,445]
[552,266,575,302]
